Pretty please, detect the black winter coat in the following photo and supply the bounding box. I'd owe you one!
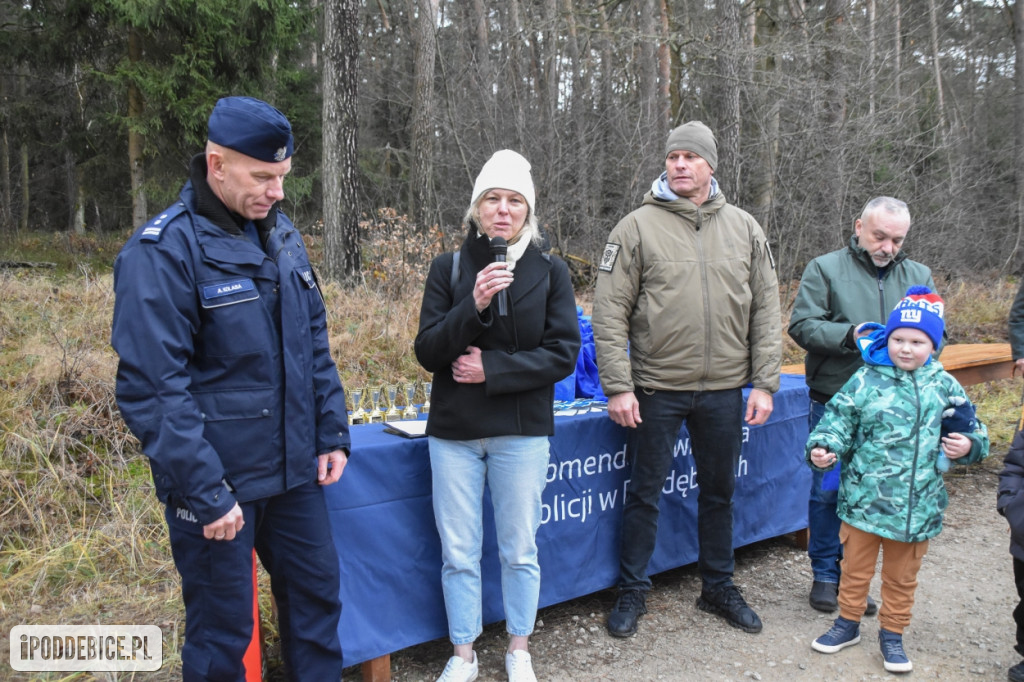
[415,231,580,439]
[998,428,1024,561]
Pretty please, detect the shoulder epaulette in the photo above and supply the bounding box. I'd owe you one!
[140,202,187,242]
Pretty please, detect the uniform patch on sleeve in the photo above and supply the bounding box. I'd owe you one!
[139,202,186,242]
[599,243,621,272]
[765,241,776,270]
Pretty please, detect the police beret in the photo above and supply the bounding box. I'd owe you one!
[207,96,294,163]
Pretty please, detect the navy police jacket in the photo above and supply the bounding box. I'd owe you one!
[111,179,350,525]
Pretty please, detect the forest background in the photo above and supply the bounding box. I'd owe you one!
[5,0,1024,679]
[4,0,1024,281]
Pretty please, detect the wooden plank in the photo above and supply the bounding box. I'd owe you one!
[362,655,391,682]
[782,343,1014,387]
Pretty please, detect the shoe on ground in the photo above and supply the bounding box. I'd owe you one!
[1009,660,1024,682]
[879,628,913,673]
[505,650,537,682]
[811,616,861,653]
[864,594,879,617]
[696,584,762,633]
[607,588,647,638]
[437,652,478,682]
[809,580,838,612]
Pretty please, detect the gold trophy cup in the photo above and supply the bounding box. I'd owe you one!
[367,386,384,424]
[348,387,365,425]
[421,380,432,414]
[385,384,403,420]
[402,382,419,420]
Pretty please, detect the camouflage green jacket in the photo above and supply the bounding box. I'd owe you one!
[806,360,989,543]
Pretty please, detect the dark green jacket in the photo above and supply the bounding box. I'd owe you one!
[1009,280,1024,360]
[788,236,939,400]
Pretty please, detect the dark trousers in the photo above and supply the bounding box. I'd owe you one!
[618,387,743,592]
[165,479,344,682]
[1015,557,1024,655]
[807,398,844,583]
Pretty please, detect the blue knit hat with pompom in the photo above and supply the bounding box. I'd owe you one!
[884,285,945,348]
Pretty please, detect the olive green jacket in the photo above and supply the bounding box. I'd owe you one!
[593,190,781,395]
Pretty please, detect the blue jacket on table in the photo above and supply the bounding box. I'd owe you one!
[111,160,350,526]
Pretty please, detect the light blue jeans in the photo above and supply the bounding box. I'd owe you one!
[428,435,550,645]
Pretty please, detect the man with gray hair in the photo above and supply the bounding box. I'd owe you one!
[593,121,782,638]
[789,196,941,615]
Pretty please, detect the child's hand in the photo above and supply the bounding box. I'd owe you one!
[851,319,876,337]
[810,447,838,468]
[941,432,972,460]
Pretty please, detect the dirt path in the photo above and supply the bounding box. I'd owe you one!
[378,462,1018,681]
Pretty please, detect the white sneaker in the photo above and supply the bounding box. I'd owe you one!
[437,652,478,682]
[505,650,537,682]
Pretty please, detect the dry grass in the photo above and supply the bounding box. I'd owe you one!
[1,229,1022,680]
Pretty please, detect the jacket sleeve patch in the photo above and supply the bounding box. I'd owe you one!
[200,278,259,308]
[599,243,621,272]
[139,202,186,242]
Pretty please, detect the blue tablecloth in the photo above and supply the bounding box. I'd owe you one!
[325,375,811,665]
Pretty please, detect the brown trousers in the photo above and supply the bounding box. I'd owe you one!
[838,522,929,634]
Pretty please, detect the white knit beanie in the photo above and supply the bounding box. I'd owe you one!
[470,150,536,215]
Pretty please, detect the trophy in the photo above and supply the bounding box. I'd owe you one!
[402,382,419,420]
[421,380,432,414]
[385,384,402,420]
[348,387,365,425]
[367,386,384,424]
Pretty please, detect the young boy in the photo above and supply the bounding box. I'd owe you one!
[997,426,1024,682]
[806,286,990,673]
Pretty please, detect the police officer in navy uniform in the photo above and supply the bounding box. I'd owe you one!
[111,97,350,681]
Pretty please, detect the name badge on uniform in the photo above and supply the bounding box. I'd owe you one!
[200,278,259,309]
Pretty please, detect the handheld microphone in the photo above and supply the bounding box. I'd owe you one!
[489,237,508,316]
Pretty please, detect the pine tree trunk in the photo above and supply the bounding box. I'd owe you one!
[322,0,362,284]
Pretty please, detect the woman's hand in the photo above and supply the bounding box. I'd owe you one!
[473,262,513,312]
[452,346,486,383]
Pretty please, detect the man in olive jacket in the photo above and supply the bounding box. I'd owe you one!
[593,121,781,638]
[788,196,939,614]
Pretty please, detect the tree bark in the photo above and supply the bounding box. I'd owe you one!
[714,0,743,197]
[322,0,362,284]
[19,69,28,233]
[1008,0,1024,271]
[407,0,439,228]
[128,27,148,228]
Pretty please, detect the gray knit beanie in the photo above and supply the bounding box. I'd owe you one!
[665,121,718,170]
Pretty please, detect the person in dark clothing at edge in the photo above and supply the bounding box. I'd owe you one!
[111,97,350,681]
[788,196,943,616]
[592,121,782,638]
[999,277,1024,682]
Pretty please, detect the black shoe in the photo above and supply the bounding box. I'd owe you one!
[696,584,762,633]
[809,581,838,612]
[1009,660,1024,682]
[607,588,647,638]
[864,594,878,617]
